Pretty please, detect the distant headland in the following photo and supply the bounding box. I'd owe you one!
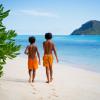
[71,20,100,35]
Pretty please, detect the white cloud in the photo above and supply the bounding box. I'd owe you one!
[11,9,59,18]
[20,10,58,18]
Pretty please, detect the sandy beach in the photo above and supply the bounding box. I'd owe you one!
[0,56,100,100]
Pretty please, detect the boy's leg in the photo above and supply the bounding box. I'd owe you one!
[28,69,32,82]
[32,70,36,82]
[49,65,53,82]
[46,67,50,83]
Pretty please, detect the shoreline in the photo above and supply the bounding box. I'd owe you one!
[19,53,100,73]
[0,56,100,100]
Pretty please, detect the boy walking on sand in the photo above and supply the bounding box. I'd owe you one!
[25,36,40,82]
[43,33,58,83]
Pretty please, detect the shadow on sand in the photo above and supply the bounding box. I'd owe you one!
[1,77,45,83]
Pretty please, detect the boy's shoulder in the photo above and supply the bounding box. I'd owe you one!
[32,44,38,50]
[27,44,37,48]
[43,40,53,44]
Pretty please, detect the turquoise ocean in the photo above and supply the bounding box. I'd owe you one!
[15,35,100,73]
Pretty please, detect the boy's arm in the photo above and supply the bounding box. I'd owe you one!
[24,46,28,55]
[43,42,45,51]
[36,47,41,65]
[53,44,59,63]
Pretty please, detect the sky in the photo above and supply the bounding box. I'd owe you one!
[0,0,100,35]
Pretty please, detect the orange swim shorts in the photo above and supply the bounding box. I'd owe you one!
[28,56,38,70]
[43,54,53,67]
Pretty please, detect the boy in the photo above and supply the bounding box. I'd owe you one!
[25,36,40,82]
[43,33,58,83]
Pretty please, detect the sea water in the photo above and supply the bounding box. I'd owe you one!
[15,35,100,72]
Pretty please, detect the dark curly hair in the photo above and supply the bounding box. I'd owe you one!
[29,36,35,44]
[45,33,52,40]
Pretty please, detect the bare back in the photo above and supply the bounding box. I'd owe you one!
[28,45,37,59]
[43,40,54,55]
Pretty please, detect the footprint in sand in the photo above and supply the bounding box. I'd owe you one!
[48,94,58,100]
[30,83,39,95]
[37,96,44,100]
[51,93,59,97]
[50,87,59,98]
[30,84,43,99]
[30,83,37,90]
[51,88,56,91]
[48,96,52,99]
[32,88,38,94]
[32,91,37,94]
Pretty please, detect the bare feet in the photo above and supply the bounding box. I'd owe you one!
[32,79,34,83]
[50,78,53,82]
[46,80,50,83]
[28,77,31,83]
[46,78,53,83]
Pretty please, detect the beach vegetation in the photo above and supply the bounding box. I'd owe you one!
[0,4,21,77]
